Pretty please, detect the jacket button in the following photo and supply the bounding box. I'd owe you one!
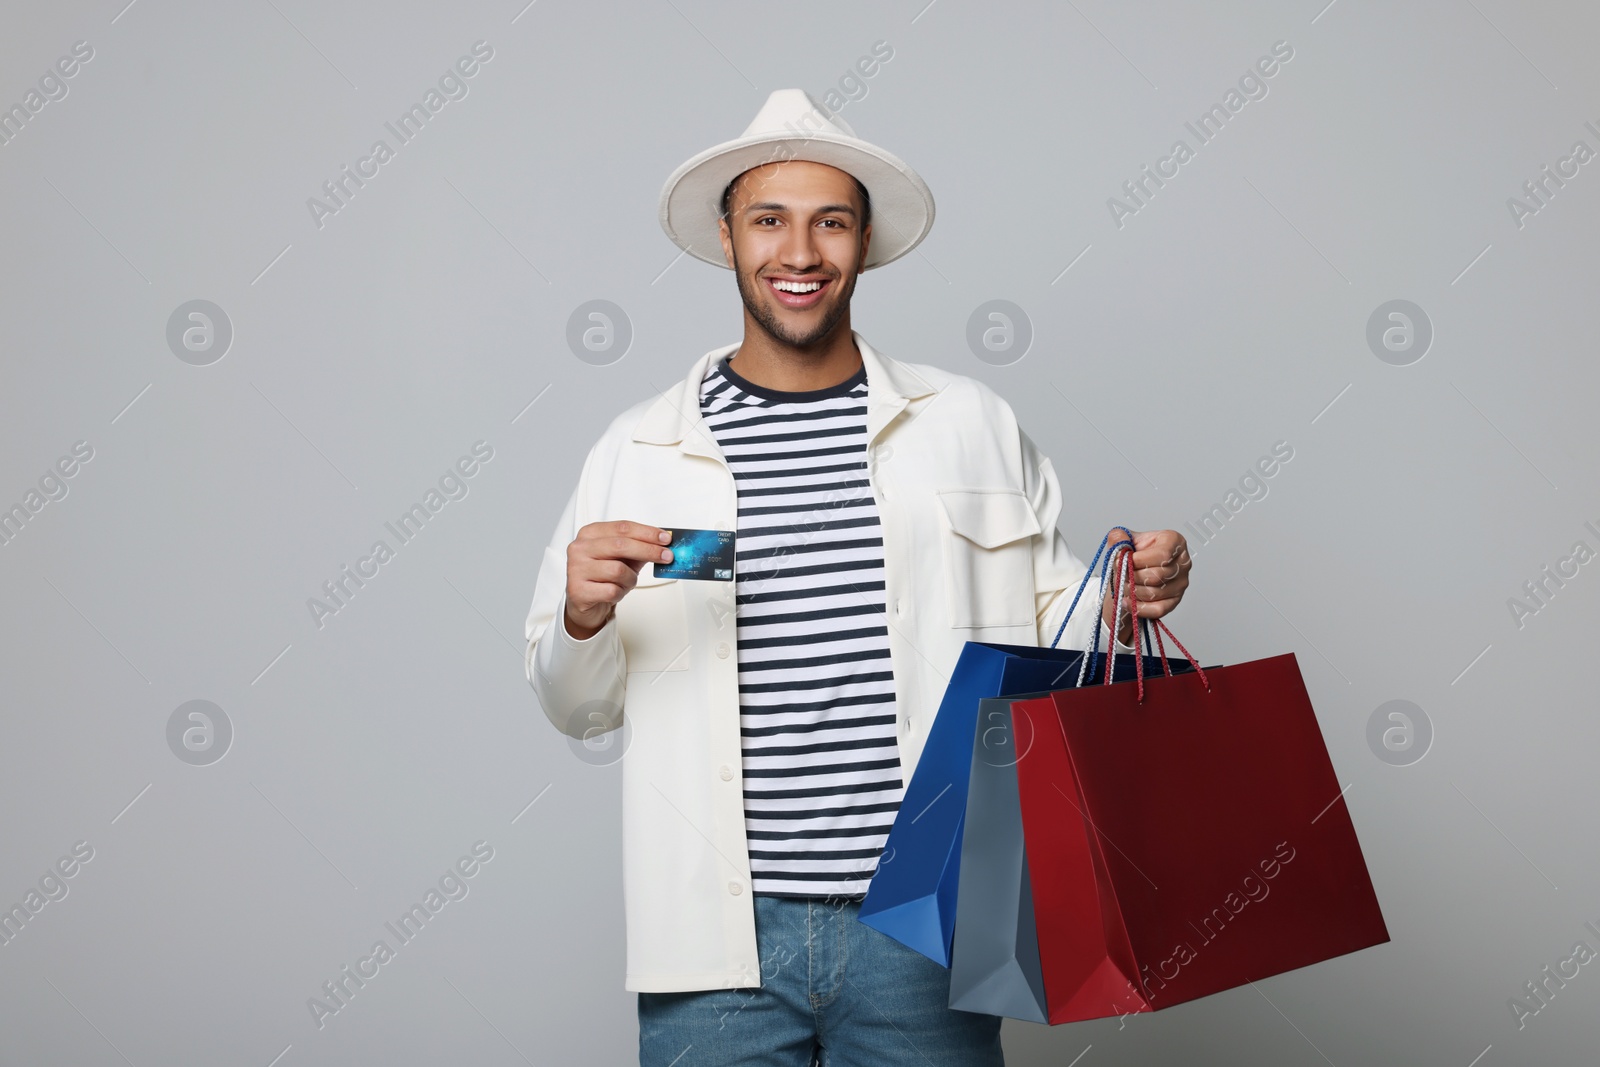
[716,642,730,658]
[720,764,733,781]
[895,600,905,616]
[729,881,743,895]
[902,716,912,733]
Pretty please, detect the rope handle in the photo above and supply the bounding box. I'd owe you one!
[1085,539,1210,701]
[1118,546,1209,700]
[1094,540,1139,688]
[1050,527,1146,650]
[1079,535,1135,686]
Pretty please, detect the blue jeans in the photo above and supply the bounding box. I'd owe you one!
[637,893,1004,1066]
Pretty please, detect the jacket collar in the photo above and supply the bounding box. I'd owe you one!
[630,330,940,461]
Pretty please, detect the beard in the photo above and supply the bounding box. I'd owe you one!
[731,244,858,350]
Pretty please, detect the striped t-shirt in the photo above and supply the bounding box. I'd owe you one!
[699,353,904,899]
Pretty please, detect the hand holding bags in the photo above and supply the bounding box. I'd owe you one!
[1010,542,1391,1023]
[860,530,1195,967]
[946,532,1177,1021]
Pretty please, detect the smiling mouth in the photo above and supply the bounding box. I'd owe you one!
[765,277,831,310]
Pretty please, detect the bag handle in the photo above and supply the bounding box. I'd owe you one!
[1078,535,1147,686]
[1097,542,1209,702]
[1078,535,1133,686]
[1047,527,1135,650]
[1050,528,1209,699]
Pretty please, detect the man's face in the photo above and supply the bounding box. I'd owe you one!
[717,160,871,350]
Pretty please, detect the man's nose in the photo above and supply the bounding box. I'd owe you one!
[778,225,822,270]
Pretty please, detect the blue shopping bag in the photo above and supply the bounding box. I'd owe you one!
[859,530,1196,966]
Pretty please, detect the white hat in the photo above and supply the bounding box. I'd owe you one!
[658,88,935,271]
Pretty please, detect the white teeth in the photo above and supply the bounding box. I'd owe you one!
[771,280,823,293]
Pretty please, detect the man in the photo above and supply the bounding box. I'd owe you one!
[524,89,1192,1066]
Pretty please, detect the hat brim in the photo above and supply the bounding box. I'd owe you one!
[658,130,935,271]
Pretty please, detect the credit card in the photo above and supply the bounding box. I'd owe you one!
[654,528,736,581]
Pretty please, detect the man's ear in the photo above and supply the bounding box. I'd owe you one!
[858,222,872,273]
[718,217,736,269]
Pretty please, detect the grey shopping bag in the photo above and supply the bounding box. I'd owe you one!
[947,691,1055,1022]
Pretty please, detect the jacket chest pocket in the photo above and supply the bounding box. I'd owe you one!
[616,573,691,674]
[936,488,1041,628]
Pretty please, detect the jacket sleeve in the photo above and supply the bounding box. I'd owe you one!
[1020,427,1137,656]
[524,452,628,741]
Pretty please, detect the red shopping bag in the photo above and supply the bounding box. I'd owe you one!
[1011,546,1389,1024]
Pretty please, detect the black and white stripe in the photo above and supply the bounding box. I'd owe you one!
[700,355,903,899]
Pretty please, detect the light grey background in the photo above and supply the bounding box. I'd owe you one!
[2,1,1596,1064]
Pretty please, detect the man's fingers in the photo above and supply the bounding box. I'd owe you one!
[1127,540,1181,567]
[1138,583,1184,606]
[571,557,647,591]
[1112,582,1182,606]
[580,520,673,548]
[1135,563,1189,588]
[607,533,675,564]
[1108,566,1186,597]
[1114,557,1183,587]
[1138,574,1185,608]
[1132,597,1179,620]
[1130,546,1190,581]
[610,519,673,545]
[575,522,676,565]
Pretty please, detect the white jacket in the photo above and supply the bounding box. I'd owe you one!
[524,331,1135,993]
